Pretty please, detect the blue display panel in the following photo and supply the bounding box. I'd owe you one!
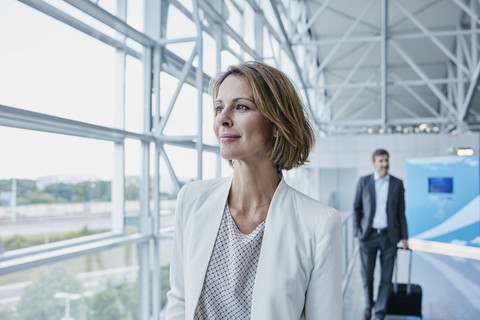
[428,177,453,194]
[407,156,480,248]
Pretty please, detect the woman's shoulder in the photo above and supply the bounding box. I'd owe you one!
[182,176,229,189]
[178,176,231,200]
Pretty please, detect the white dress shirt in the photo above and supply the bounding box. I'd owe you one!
[194,203,265,319]
[372,172,390,229]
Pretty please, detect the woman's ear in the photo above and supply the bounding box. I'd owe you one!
[273,126,281,137]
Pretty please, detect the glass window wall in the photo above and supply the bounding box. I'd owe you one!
[0,0,318,318]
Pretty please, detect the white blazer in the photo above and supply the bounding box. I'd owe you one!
[166,176,342,320]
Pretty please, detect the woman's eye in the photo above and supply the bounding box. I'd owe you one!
[214,106,223,114]
[235,104,250,111]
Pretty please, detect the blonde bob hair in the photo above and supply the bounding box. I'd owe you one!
[210,61,315,171]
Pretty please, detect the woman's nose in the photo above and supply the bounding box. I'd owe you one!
[216,109,232,127]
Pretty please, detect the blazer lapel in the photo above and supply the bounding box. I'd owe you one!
[368,174,376,220]
[184,176,232,319]
[386,175,395,214]
[251,179,290,319]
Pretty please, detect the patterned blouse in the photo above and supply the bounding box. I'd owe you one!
[194,202,266,319]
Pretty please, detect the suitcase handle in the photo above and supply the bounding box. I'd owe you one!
[393,248,413,295]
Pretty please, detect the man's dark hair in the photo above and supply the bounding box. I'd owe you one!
[372,149,389,161]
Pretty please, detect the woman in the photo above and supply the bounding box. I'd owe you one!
[166,61,342,320]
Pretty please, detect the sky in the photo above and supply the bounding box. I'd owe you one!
[0,0,233,182]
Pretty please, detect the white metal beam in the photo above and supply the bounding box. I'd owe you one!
[391,78,468,86]
[139,34,153,318]
[269,0,316,125]
[457,30,466,114]
[391,41,458,118]
[391,28,480,40]
[193,0,204,180]
[317,0,376,74]
[381,0,388,131]
[333,73,377,121]
[312,77,468,89]
[389,0,441,29]
[158,45,198,133]
[459,33,473,70]
[61,0,156,46]
[198,0,261,60]
[330,119,383,127]
[472,0,479,66]
[299,29,480,46]
[0,234,150,275]
[460,59,480,120]
[329,42,370,68]
[245,0,283,48]
[324,42,376,113]
[394,0,470,76]
[159,144,183,192]
[452,0,480,24]
[111,0,127,237]
[0,105,147,142]
[345,98,379,121]
[391,99,422,118]
[292,0,333,42]
[325,4,379,31]
[287,0,306,40]
[391,73,440,117]
[331,116,455,127]
[144,1,163,319]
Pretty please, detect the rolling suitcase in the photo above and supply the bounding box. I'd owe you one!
[386,248,422,318]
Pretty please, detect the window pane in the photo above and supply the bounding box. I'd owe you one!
[127,0,144,32]
[244,4,256,49]
[203,33,217,77]
[0,1,117,127]
[0,244,142,319]
[221,50,240,70]
[162,83,198,137]
[166,6,196,61]
[163,145,197,183]
[125,139,141,218]
[0,127,114,250]
[160,238,172,310]
[225,0,242,33]
[203,92,217,146]
[125,56,144,133]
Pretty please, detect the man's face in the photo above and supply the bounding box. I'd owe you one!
[373,154,389,178]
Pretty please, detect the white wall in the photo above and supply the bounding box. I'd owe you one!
[291,132,480,214]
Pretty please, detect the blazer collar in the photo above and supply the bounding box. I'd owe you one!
[251,178,289,316]
[368,174,376,208]
[185,176,232,319]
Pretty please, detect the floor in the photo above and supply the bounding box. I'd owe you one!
[342,248,480,320]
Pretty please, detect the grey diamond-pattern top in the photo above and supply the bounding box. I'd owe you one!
[193,202,266,320]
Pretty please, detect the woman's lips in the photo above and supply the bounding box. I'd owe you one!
[219,134,240,143]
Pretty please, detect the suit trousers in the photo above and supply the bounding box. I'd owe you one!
[359,231,396,318]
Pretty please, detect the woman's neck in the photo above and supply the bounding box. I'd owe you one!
[229,161,280,211]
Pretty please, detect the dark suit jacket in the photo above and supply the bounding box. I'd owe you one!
[353,173,408,245]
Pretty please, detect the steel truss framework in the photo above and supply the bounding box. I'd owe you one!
[282,0,480,134]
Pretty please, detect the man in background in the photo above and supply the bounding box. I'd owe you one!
[353,149,408,320]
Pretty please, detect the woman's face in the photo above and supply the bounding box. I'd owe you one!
[213,74,276,165]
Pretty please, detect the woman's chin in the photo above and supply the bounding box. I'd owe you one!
[220,150,237,160]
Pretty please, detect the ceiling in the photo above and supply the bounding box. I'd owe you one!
[286,0,480,135]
